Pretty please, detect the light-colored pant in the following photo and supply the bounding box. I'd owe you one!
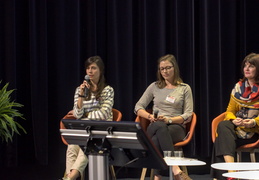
[66,145,88,178]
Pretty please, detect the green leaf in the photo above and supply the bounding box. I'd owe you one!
[0,81,26,142]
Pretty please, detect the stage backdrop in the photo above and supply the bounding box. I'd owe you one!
[1,0,259,167]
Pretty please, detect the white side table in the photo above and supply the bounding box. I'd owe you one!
[223,170,259,179]
[164,157,206,180]
[211,162,259,171]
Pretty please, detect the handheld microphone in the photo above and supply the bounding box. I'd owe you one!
[84,75,90,97]
[153,109,159,119]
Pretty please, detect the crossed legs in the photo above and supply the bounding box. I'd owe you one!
[65,145,88,180]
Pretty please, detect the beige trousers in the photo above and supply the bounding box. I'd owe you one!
[66,145,88,178]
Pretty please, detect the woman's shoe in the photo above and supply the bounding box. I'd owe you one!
[173,171,192,180]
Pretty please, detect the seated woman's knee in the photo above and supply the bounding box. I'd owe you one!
[154,121,168,128]
[218,120,233,130]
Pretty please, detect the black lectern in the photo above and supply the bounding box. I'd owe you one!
[60,120,167,180]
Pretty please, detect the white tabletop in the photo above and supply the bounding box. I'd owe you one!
[164,157,206,166]
[211,162,259,171]
[223,171,259,179]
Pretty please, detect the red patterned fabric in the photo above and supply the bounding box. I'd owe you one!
[231,80,259,108]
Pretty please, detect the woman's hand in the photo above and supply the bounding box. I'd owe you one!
[156,115,166,122]
[232,118,244,126]
[147,114,156,122]
[150,115,166,123]
[79,80,90,95]
[148,114,165,122]
[232,118,256,128]
[242,119,256,128]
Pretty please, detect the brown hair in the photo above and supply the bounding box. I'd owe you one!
[156,54,183,88]
[241,53,259,84]
[85,56,107,99]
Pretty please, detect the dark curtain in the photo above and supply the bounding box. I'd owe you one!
[1,0,259,167]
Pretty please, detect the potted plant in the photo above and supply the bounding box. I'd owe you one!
[0,81,26,142]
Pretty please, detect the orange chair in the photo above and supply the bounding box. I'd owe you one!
[60,108,122,180]
[135,111,197,180]
[60,110,74,145]
[211,112,259,162]
[111,108,123,122]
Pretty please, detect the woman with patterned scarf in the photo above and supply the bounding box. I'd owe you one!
[211,53,259,180]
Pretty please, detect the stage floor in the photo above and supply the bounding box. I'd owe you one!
[1,164,212,180]
[117,174,212,180]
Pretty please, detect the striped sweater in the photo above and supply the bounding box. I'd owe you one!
[73,85,114,121]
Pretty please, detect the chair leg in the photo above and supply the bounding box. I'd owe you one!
[63,170,66,178]
[237,151,242,162]
[150,169,154,180]
[250,151,256,162]
[140,168,147,180]
[110,165,116,180]
[80,169,85,180]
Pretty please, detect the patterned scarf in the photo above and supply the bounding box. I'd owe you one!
[231,80,259,109]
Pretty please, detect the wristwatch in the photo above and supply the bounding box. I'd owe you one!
[168,119,172,124]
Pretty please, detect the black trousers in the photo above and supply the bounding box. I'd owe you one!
[210,120,258,179]
[147,121,186,176]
